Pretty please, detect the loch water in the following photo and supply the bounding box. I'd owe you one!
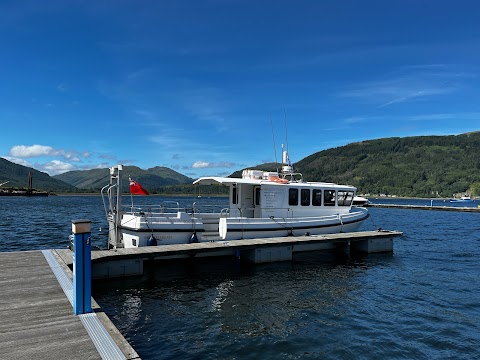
[0,196,479,359]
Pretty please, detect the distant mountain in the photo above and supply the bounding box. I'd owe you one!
[54,165,193,193]
[0,158,77,192]
[231,132,480,198]
[3,132,480,197]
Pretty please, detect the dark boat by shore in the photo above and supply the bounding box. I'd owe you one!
[0,189,49,196]
[0,172,49,197]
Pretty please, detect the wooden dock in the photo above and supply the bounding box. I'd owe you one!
[366,203,480,212]
[0,250,140,359]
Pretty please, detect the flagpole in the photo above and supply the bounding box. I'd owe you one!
[129,176,134,211]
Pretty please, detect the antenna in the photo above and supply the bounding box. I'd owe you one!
[284,109,289,155]
[282,109,294,175]
[270,116,278,171]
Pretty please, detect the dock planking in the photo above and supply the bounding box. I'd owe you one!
[0,250,139,359]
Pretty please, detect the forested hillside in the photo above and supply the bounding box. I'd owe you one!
[0,158,76,192]
[294,132,480,197]
[231,132,480,197]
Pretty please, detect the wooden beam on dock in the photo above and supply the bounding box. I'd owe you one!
[55,230,403,278]
[90,230,403,261]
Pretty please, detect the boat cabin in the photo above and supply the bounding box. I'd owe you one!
[194,170,356,219]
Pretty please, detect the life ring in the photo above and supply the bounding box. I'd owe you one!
[269,176,289,184]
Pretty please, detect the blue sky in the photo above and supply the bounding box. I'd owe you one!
[1,1,480,178]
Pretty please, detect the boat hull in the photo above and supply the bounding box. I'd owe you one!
[119,208,369,248]
[219,208,368,240]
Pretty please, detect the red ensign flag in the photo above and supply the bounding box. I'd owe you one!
[129,177,149,195]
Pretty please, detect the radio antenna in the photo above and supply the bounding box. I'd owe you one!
[270,116,279,171]
[284,109,289,155]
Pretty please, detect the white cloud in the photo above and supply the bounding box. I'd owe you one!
[8,144,86,162]
[192,161,210,168]
[192,161,236,169]
[41,160,76,175]
[2,156,32,167]
[9,145,55,157]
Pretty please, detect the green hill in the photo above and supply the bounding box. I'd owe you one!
[0,158,76,192]
[234,132,480,198]
[54,165,194,193]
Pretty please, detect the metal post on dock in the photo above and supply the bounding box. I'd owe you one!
[72,219,92,315]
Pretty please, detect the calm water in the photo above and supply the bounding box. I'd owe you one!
[1,196,479,359]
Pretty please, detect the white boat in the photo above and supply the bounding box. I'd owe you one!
[102,151,369,250]
[352,196,369,206]
[449,195,474,202]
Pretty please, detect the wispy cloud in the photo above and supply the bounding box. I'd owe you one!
[57,83,68,92]
[340,78,457,108]
[192,161,237,169]
[377,89,448,108]
[340,112,480,124]
[175,82,234,132]
[339,64,474,108]
[407,112,480,121]
[148,132,202,150]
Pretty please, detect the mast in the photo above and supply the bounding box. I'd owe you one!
[271,116,279,172]
[107,165,123,248]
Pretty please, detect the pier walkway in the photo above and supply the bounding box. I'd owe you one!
[366,203,480,212]
[0,250,139,359]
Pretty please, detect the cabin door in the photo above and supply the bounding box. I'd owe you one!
[253,186,261,218]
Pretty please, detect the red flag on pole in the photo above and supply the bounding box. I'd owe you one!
[129,177,149,195]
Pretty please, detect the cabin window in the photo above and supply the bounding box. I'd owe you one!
[338,191,354,206]
[324,190,336,206]
[232,187,237,204]
[289,188,298,206]
[312,189,322,206]
[301,189,310,206]
[255,187,261,206]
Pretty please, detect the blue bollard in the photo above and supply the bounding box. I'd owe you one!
[72,219,92,315]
